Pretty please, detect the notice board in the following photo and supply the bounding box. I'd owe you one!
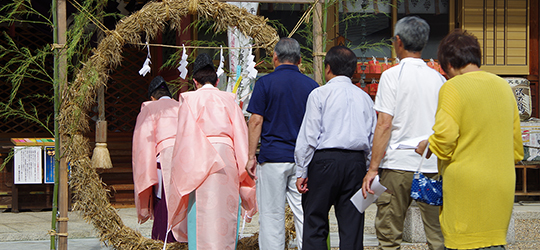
[14,146,42,184]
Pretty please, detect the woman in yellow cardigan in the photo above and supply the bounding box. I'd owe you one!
[416,29,524,250]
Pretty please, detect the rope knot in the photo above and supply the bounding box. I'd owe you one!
[106,30,124,45]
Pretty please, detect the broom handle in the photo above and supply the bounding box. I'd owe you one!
[95,22,106,143]
[96,85,107,143]
[98,85,105,121]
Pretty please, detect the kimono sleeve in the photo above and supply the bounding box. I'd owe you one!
[132,104,158,223]
[168,99,226,234]
[230,96,257,215]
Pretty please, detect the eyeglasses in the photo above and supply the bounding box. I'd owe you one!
[391,36,397,42]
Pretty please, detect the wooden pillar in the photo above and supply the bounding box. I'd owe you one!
[530,0,539,117]
[11,183,18,213]
[313,0,324,84]
[9,24,15,37]
[56,0,69,249]
[449,0,456,31]
[326,2,337,49]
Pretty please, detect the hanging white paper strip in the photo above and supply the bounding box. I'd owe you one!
[178,44,189,79]
[245,47,258,79]
[139,41,152,76]
[138,58,151,76]
[216,45,225,77]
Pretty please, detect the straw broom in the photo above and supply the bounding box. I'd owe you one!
[91,85,112,169]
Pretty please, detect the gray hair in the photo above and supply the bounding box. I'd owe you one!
[274,38,301,64]
[394,16,430,52]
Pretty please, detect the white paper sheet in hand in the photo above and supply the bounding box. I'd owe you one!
[350,175,387,213]
[388,136,429,150]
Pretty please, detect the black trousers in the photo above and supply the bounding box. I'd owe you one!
[302,149,367,250]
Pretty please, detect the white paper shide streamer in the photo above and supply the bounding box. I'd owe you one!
[216,45,225,77]
[138,41,152,76]
[178,44,189,79]
[245,47,257,79]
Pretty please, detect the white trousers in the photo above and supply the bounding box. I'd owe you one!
[256,162,304,250]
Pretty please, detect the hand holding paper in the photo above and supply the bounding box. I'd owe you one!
[351,175,387,213]
[388,136,430,150]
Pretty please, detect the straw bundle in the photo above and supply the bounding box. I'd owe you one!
[91,142,113,169]
[284,204,296,248]
[237,233,259,250]
[236,205,297,250]
[59,0,278,249]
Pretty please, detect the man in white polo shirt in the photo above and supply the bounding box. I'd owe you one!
[362,16,446,250]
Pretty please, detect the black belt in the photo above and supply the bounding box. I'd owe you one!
[315,148,364,154]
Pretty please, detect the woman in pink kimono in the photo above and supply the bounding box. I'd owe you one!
[166,53,257,249]
[132,76,185,242]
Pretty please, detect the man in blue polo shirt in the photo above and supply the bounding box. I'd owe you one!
[245,37,319,250]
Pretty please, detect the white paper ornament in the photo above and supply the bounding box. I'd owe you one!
[177,44,189,79]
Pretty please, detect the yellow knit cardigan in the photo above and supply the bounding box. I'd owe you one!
[429,70,524,249]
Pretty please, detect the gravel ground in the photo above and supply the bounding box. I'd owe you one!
[1,203,538,249]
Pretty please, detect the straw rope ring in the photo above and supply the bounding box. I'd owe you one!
[58,0,278,249]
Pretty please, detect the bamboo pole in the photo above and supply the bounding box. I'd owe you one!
[313,0,324,84]
[56,0,69,249]
[51,0,59,248]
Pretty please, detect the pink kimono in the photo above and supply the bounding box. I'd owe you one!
[167,85,257,249]
[132,97,185,241]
